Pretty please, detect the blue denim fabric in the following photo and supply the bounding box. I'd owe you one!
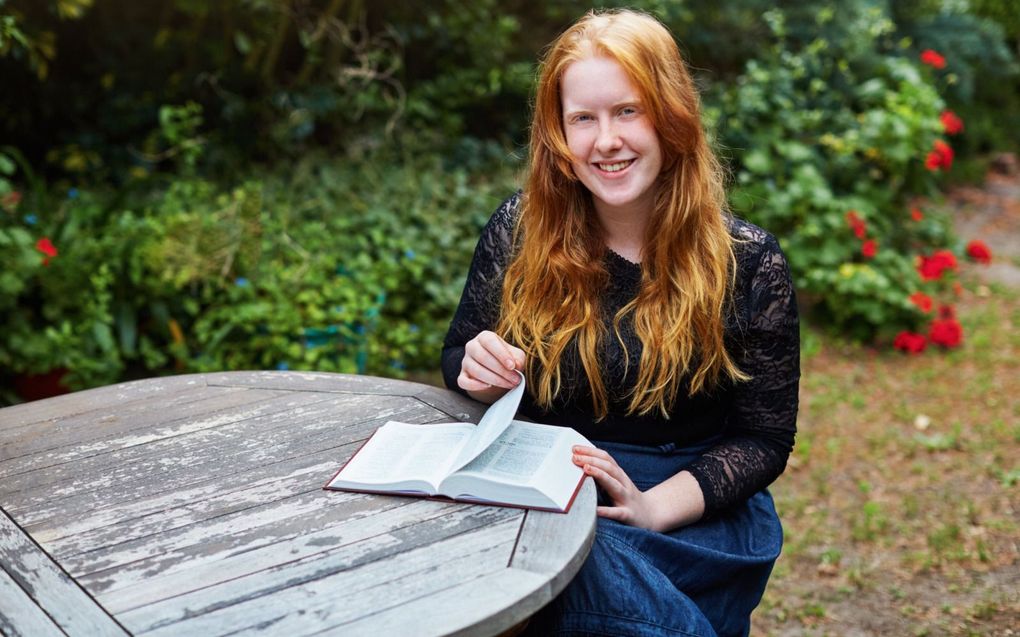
[524,439,783,637]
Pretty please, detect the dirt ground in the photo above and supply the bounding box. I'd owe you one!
[753,156,1020,636]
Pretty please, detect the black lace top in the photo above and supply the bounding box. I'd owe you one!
[441,193,800,516]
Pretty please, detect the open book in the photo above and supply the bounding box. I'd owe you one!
[324,373,590,513]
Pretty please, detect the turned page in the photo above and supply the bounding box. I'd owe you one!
[447,370,527,474]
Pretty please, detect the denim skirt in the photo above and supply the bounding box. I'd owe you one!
[523,438,783,637]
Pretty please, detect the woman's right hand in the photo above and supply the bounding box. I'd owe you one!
[458,331,526,400]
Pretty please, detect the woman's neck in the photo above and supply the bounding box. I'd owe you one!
[595,201,649,264]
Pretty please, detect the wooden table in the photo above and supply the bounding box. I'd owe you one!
[0,371,596,636]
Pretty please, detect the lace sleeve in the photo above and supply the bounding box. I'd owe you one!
[685,233,801,516]
[440,193,520,393]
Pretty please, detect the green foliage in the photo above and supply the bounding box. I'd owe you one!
[0,188,132,392]
[166,147,518,376]
[0,144,519,399]
[714,5,959,339]
[156,102,206,173]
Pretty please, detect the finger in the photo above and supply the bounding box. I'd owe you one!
[478,332,525,375]
[572,445,615,461]
[507,344,527,371]
[582,463,626,497]
[596,505,630,522]
[462,358,516,389]
[467,339,520,386]
[572,450,624,478]
[457,371,492,392]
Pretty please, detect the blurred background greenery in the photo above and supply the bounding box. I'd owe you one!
[1,0,1018,402]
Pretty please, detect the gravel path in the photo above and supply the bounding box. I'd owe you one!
[949,153,1020,288]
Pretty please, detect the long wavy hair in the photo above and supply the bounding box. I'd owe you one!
[496,9,747,420]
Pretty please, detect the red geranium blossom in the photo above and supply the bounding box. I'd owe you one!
[845,210,867,239]
[909,292,933,313]
[940,110,964,135]
[925,139,954,171]
[861,239,877,259]
[911,207,924,222]
[965,239,992,264]
[929,317,963,348]
[917,250,958,281]
[36,237,58,266]
[893,331,927,354]
[920,49,946,69]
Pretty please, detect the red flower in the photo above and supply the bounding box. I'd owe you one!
[920,49,946,69]
[925,139,955,172]
[965,239,992,264]
[36,237,58,266]
[917,250,958,281]
[845,210,867,239]
[911,207,924,222]
[940,110,964,135]
[861,239,877,259]
[938,304,956,320]
[909,292,933,313]
[934,249,957,270]
[929,318,963,348]
[893,331,927,354]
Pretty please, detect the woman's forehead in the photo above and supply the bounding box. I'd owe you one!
[561,57,642,108]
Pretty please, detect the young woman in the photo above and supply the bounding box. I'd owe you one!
[441,9,799,637]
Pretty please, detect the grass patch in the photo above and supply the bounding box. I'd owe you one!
[755,281,1020,634]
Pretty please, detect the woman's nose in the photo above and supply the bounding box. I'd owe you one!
[595,121,623,154]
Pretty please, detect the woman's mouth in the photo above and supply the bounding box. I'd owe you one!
[594,159,635,174]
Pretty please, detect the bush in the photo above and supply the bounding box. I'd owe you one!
[0,143,520,402]
[713,6,964,341]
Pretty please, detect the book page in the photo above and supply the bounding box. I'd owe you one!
[454,420,559,482]
[331,421,474,489]
[448,370,526,474]
[438,420,590,511]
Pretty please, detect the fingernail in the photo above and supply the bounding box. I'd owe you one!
[506,359,515,370]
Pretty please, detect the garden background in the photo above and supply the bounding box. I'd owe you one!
[2,0,1018,633]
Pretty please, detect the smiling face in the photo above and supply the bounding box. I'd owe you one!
[561,55,663,222]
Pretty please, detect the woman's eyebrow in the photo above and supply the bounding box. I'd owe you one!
[563,99,642,115]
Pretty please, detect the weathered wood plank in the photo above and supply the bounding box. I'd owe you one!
[2,389,352,499]
[70,472,507,594]
[98,498,472,614]
[510,478,597,593]
[130,515,521,636]
[202,370,431,395]
[11,394,437,530]
[0,508,128,637]
[0,384,261,466]
[0,374,208,430]
[204,370,490,425]
[327,568,549,637]
[105,502,519,624]
[0,566,65,637]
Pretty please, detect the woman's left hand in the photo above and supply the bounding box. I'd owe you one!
[572,445,667,532]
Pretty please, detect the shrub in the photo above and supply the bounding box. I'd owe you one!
[713,6,964,341]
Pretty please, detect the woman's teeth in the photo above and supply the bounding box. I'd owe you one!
[597,160,633,172]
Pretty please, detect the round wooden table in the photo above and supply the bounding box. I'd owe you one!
[0,371,596,636]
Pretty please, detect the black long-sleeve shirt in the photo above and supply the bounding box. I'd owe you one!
[441,193,800,515]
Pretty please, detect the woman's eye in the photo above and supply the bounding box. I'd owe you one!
[620,106,638,116]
